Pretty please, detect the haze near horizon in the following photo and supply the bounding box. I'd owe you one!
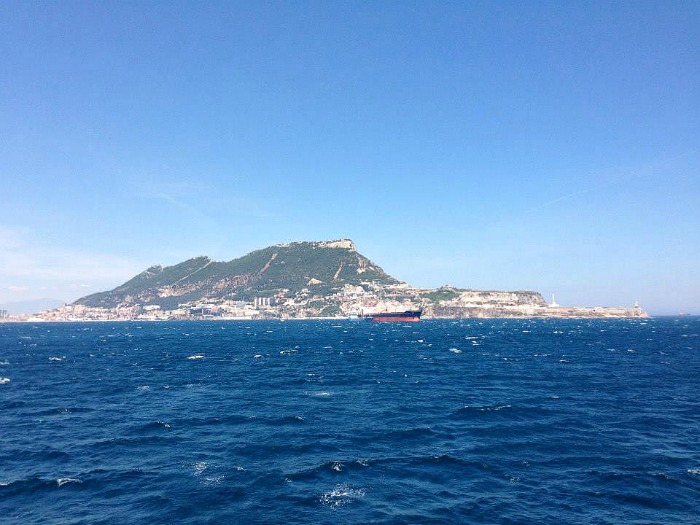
[1,1,698,315]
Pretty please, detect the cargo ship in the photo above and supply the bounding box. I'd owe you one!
[362,310,422,322]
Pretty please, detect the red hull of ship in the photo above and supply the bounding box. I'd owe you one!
[362,310,422,322]
[370,315,421,323]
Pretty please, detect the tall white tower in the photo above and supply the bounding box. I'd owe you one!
[550,293,559,307]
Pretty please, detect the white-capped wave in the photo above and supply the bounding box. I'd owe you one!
[0,377,10,384]
[57,478,82,487]
[449,348,462,354]
[205,475,224,485]
[49,356,65,362]
[320,483,367,509]
[193,461,208,475]
[0,359,9,365]
[191,461,224,485]
[464,403,512,412]
[309,391,332,397]
[187,354,205,360]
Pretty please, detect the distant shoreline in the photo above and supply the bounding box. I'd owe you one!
[1,313,671,324]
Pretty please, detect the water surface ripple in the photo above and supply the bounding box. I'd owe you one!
[1,318,698,524]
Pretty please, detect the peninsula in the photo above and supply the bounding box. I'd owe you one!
[11,239,647,321]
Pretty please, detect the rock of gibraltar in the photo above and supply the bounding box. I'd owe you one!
[33,239,647,321]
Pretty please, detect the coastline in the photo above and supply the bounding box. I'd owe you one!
[0,308,651,323]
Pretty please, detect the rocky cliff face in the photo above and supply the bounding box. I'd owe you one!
[421,289,548,318]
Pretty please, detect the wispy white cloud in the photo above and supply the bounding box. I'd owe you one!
[529,188,595,213]
[0,225,144,303]
[124,173,286,261]
[0,225,27,249]
[524,150,700,216]
[133,174,282,221]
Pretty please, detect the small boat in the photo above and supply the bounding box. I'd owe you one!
[362,310,422,323]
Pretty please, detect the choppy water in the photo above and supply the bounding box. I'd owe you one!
[1,318,699,524]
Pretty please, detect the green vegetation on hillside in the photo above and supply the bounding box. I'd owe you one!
[420,288,460,302]
[74,241,398,308]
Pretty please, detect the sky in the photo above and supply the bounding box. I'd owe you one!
[1,1,698,315]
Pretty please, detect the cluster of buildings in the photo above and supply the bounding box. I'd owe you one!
[1,284,647,322]
[2,283,400,322]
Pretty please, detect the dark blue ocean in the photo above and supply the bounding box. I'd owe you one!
[1,318,699,524]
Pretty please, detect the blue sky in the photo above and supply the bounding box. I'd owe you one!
[1,1,698,314]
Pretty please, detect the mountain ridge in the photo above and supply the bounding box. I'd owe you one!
[74,239,397,309]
